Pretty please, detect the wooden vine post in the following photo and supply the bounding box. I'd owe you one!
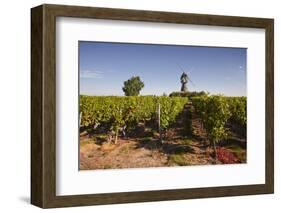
[157,103,163,144]
[79,112,82,127]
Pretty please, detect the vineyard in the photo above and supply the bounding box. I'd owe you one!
[80,94,247,169]
[80,96,188,142]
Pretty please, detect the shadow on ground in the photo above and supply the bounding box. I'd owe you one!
[136,137,195,155]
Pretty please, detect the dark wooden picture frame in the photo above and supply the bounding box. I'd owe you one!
[31,4,274,208]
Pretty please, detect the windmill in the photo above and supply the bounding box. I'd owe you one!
[178,64,195,92]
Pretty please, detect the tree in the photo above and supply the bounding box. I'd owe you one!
[122,76,144,96]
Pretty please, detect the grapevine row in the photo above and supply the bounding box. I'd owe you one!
[192,95,246,158]
[80,95,188,142]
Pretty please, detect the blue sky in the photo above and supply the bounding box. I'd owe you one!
[79,41,246,96]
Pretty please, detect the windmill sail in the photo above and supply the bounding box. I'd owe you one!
[177,64,196,87]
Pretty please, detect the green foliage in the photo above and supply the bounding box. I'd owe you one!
[80,95,188,142]
[192,95,231,144]
[169,91,207,98]
[169,92,189,97]
[122,76,144,96]
[226,96,247,127]
[169,154,190,166]
[192,95,247,145]
[157,96,188,129]
[80,93,246,147]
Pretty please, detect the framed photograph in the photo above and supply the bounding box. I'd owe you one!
[31,4,274,208]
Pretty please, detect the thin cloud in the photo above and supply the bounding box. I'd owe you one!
[80,70,104,79]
